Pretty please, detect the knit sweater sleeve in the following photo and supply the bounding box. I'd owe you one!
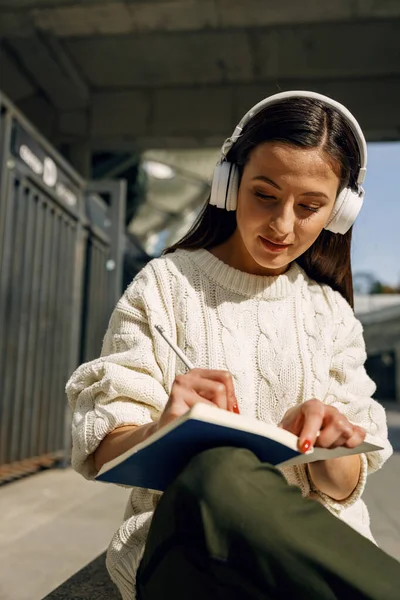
[312,288,393,511]
[65,265,172,479]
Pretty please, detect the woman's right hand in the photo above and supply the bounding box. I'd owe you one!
[157,369,238,431]
[94,369,238,471]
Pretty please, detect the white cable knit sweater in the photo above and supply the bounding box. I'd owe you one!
[66,248,392,600]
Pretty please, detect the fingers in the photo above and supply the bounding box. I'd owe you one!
[162,369,238,429]
[163,386,216,424]
[189,369,237,412]
[316,412,366,449]
[280,399,366,452]
[316,411,354,448]
[278,406,297,429]
[279,400,323,451]
[344,425,366,448]
[296,399,325,450]
[301,402,366,449]
[190,377,229,410]
[171,369,237,412]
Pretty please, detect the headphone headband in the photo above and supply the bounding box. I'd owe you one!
[221,90,367,186]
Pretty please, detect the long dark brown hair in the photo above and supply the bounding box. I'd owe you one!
[164,97,362,307]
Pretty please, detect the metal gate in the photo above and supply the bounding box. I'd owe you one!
[81,181,126,363]
[0,93,126,482]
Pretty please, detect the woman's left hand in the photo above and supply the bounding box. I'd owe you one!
[279,398,366,453]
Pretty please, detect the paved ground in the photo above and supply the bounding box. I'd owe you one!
[364,406,400,561]
[0,469,130,600]
[0,406,399,600]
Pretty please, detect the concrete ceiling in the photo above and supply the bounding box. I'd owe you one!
[1,0,400,159]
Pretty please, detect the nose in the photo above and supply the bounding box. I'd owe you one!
[269,202,295,237]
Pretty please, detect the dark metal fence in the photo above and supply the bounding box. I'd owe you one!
[82,181,126,363]
[0,93,126,483]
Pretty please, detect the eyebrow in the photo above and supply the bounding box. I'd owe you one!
[252,175,281,189]
[252,175,330,200]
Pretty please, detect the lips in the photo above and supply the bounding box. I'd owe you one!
[259,236,291,253]
[261,237,291,248]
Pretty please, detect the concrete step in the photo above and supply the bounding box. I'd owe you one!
[0,468,129,600]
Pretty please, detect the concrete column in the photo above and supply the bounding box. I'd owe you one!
[68,139,92,179]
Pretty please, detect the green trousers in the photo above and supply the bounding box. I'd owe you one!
[136,448,400,599]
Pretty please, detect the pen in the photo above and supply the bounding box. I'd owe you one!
[154,324,240,415]
[154,325,195,370]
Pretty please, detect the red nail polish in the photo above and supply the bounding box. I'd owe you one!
[233,404,240,414]
[301,439,312,453]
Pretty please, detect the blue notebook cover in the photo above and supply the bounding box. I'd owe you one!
[95,404,382,491]
[96,413,299,491]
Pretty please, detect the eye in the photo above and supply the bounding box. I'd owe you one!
[254,191,276,201]
[300,204,320,213]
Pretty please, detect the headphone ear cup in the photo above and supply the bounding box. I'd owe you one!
[210,162,239,210]
[225,164,239,211]
[324,187,364,235]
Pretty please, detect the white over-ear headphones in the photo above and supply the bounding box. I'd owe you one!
[209,90,367,235]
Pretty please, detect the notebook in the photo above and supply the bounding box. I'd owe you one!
[96,402,381,491]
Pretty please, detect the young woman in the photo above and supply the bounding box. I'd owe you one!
[66,91,400,599]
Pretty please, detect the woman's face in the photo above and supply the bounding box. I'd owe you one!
[218,142,341,276]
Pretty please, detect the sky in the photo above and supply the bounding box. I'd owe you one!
[351,142,400,287]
